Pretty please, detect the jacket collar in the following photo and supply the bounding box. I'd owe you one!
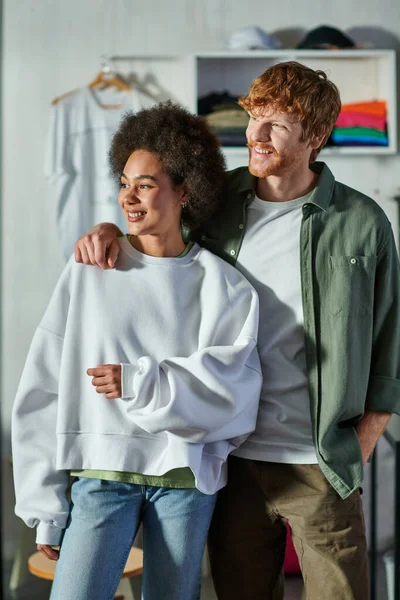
[308,161,335,212]
[236,169,257,196]
[235,161,335,212]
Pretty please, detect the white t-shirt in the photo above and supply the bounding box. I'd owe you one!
[233,190,318,464]
[45,87,154,259]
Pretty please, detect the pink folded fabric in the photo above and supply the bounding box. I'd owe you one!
[336,112,386,131]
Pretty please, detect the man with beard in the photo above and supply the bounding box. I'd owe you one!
[74,62,400,600]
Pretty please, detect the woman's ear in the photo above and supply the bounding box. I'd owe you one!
[179,185,189,206]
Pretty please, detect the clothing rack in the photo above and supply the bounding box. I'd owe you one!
[83,54,180,102]
[95,54,179,79]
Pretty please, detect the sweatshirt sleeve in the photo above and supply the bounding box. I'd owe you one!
[120,281,262,444]
[12,262,73,546]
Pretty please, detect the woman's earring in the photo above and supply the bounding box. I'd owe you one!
[181,201,188,208]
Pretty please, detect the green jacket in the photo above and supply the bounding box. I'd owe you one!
[186,161,400,499]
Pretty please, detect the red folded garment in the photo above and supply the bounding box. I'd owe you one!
[336,111,386,131]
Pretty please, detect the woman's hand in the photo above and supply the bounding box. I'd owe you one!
[87,364,122,399]
[37,544,59,561]
[74,223,123,269]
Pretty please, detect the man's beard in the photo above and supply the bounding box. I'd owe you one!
[247,142,304,178]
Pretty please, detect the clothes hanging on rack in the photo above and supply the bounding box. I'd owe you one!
[45,86,154,259]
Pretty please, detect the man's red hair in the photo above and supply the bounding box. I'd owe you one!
[239,61,341,162]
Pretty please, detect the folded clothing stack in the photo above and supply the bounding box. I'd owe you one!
[332,101,388,146]
[198,91,248,147]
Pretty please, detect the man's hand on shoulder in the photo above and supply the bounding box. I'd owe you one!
[74,223,123,269]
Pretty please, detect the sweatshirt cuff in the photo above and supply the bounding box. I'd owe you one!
[36,522,64,546]
[121,363,139,399]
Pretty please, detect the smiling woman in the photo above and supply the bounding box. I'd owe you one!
[108,102,226,258]
[11,101,263,600]
[110,100,226,230]
[118,150,187,257]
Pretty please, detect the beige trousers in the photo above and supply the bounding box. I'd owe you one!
[208,457,369,600]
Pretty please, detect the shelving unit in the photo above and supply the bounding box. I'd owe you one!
[189,50,397,158]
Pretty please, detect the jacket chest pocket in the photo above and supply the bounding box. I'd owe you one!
[328,256,376,318]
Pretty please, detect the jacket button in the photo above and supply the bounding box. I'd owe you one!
[239,224,244,229]
[247,193,252,199]
[230,250,236,256]
[201,235,206,241]
[350,257,357,264]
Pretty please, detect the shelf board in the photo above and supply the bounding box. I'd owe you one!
[220,146,397,156]
[321,146,396,156]
[194,49,394,59]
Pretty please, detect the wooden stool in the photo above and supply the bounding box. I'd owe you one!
[28,547,144,600]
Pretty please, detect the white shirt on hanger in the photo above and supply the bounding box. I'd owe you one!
[45,86,154,259]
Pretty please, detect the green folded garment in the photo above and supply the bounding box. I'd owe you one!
[333,127,387,139]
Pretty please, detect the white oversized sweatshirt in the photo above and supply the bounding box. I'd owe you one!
[12,238,262,545]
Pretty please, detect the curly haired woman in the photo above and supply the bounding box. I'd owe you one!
[12,102,262,600]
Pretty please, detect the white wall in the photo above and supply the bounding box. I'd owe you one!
[2,0,400,556]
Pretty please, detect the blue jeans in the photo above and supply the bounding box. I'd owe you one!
[50,477,217,600]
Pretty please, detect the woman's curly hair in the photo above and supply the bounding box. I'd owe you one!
[109,101,226,228]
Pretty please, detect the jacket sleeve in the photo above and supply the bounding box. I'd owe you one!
[366,224,400,414]
[120,283,262,444]
[12,262,72,546]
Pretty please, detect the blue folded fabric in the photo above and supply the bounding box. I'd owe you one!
[331,134,389,146]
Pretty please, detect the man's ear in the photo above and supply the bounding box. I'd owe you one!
[309,130,328,150]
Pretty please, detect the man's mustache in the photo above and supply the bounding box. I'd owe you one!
[246,141,276,153]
